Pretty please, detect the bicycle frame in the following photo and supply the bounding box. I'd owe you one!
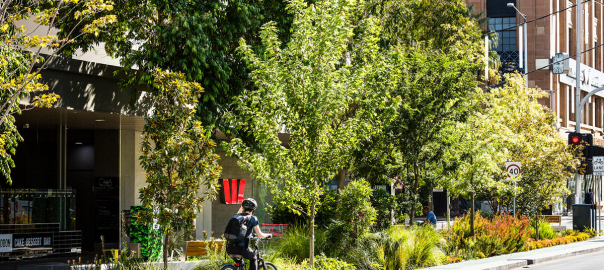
[221,236,273,270]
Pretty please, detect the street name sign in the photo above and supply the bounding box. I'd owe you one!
[552,53,570,74]
[506,162,521,179]
[593,156,604,176]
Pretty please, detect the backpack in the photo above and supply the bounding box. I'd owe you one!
[224,214,252,243]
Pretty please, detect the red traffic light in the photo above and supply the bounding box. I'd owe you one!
[569,133,582,145]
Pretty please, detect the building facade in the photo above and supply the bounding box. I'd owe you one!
[0,42,273,264]
[467,0,604,212]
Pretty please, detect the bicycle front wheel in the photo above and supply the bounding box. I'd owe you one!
[220,264,239,270]
[259,262,278,270]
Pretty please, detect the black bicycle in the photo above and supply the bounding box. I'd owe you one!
[220,236,277,270]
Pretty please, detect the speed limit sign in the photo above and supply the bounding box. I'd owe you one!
[506,162,521,179]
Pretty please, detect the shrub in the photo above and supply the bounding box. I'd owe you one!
[527,230,592,250]
[358,225,445,270]
[584,227,602,237]
[276,225,326,263]
[371,188,397,229]
[272,257,305,270]
[445,213,531,259]
[325,179,376,257]
[477,210,494,220]
[267,190,338,228]
[193,238,232,270]
[530,220,556,240]
[406,226,446,268]
[301,256,356,270]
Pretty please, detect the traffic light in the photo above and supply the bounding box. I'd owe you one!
[568,132,593,174]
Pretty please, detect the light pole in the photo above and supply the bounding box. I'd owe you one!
[507,3,528,90]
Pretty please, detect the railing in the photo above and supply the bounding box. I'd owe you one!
[0,189,76,231]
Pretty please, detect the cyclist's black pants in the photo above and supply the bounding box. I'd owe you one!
[242,247,257,270]
[227,245,257,270]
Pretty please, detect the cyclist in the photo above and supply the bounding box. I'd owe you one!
[226,198,272,270]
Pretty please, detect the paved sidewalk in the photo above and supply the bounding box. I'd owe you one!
[419,238,604,270]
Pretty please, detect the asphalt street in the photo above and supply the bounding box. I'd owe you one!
[513,249,604,270]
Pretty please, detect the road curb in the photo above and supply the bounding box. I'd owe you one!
[505,244,604,267]
[418,239,604,270]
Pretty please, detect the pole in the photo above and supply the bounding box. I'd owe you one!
[597,176,602,230]
[390,180,395,225]
[519,24,524,71]
[597,176,600,232]
[576,0,582,133]
[523,17,528,90]
[575,0,583,211]
[485,35,489,82]
[447,196,450,228]
[514,180,517,218]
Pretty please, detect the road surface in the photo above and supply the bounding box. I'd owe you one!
[514,249,604,270]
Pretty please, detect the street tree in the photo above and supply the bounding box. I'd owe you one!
[226,0,396,265]
[56,0,293,131]
[0,0,115,183]
[438,89,509,236]
[139,70,222,268]
[386,43,484,221]
[350,0,486,221]
[486,74,576,240]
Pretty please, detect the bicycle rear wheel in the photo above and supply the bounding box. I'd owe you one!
[259,262,278,270]
[220,264,239,270]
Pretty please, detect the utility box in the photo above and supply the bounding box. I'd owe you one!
[573,204,596,231]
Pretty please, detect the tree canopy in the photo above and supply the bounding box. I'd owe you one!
[56,0,293,131]
[139,70,222,268]
[226,0,396,264]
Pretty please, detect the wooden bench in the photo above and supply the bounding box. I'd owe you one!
[182,239,224,261]
[539,215,562,227]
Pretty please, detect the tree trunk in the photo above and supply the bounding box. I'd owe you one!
[309,203,316,267]
[535,218,540,241]
[410,164,419,222]
[337,168,346,192]
[163,232,170,270]
[470,157,475,236]
[471,192,475,237]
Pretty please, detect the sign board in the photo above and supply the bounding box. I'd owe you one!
[593,156,604,176]
[94,177,120,243]
[506,162,522,179]
[0,234,12,252]
[12,233,53,251]
[219,179,246,204]
[552,53,569,74]
[560,59,604,98]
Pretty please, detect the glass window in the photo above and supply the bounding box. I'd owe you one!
[489,17,519,69]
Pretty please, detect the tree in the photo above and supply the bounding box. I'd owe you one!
[443,74,577,238]
[350,0,486,222]
[0,0,115,183]
[438,89,509,236]
[226,0,395,265]
[486,74,576,240]
[55,0,293,132]
[139,70,222,268]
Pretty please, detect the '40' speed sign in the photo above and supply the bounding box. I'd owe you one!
[506,162,521,179]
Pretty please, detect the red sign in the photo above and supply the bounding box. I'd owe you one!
[220,179,246,204]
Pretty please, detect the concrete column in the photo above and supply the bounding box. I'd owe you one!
[196,191,213,240]
[119,129,146,210]
[120,129,136,212]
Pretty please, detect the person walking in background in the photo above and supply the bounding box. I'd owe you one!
[422,206,437,226]
[585,189,594,204]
